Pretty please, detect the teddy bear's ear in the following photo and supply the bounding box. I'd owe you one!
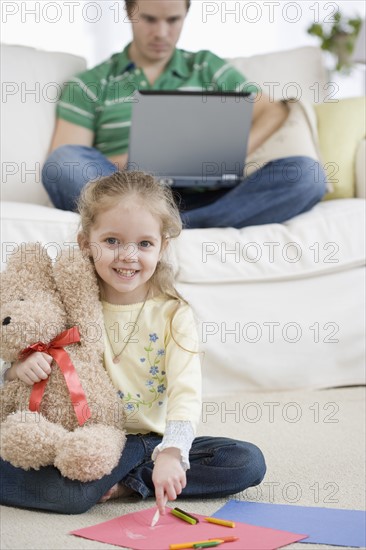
[52,247,104,349]
[0,242,56,302]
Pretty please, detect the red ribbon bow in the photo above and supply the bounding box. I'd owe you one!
[19,326,91,426]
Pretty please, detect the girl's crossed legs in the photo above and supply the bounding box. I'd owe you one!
[0,434,266,514]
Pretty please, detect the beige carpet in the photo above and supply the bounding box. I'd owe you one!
[1,387,365,550]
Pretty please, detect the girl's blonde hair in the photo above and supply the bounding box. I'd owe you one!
[77,170,186,305]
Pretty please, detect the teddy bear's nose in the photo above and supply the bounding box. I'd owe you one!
[2,317,11,326]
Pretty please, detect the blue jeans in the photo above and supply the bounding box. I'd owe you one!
[42,146,327,229]
[0,435,266,514]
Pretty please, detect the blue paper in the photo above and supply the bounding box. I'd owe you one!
[213,501,366,548]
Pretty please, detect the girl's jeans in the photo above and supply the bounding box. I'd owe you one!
[0,434,266,514]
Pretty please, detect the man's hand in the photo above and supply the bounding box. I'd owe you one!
[5,353,52,385]
[152,448,187,514]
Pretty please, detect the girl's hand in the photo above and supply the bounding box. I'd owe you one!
[152,448,187,514]
[11,352,52,385]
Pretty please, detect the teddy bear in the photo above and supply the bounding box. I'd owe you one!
[0,242,126,482]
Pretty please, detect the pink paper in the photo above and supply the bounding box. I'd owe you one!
[70,506,307,550]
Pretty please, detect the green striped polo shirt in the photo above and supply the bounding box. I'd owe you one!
[57,45,258,157]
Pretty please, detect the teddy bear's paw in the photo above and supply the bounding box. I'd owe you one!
[0,411,67,469]
[55,425,126,481]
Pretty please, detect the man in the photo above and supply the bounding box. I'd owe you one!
[42,0,326,228]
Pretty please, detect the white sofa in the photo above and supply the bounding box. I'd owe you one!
[1,44,365,396]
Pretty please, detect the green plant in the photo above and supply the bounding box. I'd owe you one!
[307,11,363,72]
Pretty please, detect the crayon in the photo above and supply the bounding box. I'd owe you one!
[151,508,159,527]
[170,540,224,550]
[174,507,200,523]
[193,542,223,549]
[204,517,235,528]
[171,508,199,525]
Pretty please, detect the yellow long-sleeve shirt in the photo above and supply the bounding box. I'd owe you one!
[103,296,202,437]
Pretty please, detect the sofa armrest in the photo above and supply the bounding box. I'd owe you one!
[1,44,86,205]
[355,139,366,199]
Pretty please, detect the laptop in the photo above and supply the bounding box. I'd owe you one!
[127,90,254,189]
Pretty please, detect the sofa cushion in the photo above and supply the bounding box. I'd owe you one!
[175,199,365,283]
[1,45,86,205]
[315,97,366,200]
[245,99,328,186]
[2,200,364,280]
[0,202,80,269]
[229,46,328,103]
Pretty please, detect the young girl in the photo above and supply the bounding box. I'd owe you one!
[1,171,266,514]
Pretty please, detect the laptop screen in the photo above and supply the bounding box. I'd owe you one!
[128,91,254,184]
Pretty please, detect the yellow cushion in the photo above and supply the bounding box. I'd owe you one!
[314,97,365,200]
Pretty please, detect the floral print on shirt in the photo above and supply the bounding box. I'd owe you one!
[117,333,167,412]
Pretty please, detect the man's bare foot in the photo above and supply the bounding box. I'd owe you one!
[98,483,134,503]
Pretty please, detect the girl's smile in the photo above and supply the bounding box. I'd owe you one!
[87,198,165,305]
[114,268,139,279]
